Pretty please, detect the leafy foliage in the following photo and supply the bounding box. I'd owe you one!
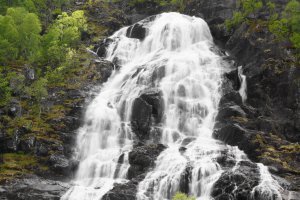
[0,69,12,107]
[225,0,263,30]
[0,7,41,63]
[42,10,87,66]
[268,0,300,52]
[172,192,196,200]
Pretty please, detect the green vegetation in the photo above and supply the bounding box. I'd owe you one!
[0,6,87,107]
[0,69,12,107]
[0,153,48,182]
[254,133,300,174]
[225,0,263,30]
[269,0,300,52]
[0,0,91,180]
[172,192,196,200]
[226,0,300,57]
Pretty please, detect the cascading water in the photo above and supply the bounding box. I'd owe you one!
[238,66,247,103]
[62,12,283,200]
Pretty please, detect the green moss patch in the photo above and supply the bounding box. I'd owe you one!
[0,153,47,182]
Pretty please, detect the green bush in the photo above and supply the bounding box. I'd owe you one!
[268,0,300,53]
[172,192,196,200]
[225,0,263,30]
[0,69,12,107]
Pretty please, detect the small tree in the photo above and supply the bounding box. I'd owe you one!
[26,78,48,116]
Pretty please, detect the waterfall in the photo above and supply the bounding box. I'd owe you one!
[238,66,247,103]
[62,12,283,200]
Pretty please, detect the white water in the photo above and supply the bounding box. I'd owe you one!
[62,12,283,200]
[251,164,283,200]
[238,66,247,103]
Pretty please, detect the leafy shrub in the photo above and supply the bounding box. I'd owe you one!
[268,0,300,52]
[225,0,263,30]
[172,192,196,200]
[0,69,12,107]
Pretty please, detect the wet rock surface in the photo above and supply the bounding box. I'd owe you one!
[0,175,69,200]
[103,144,166,200]
[131,89,164,140]
[126,23,147,40]
[212,161,260,200]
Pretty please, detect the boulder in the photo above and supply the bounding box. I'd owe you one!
[126,23,147,40]
[93,59,116,82]
[131,98,152,140]
[95,38,113,58]
[140,89,164,123]
[213,124,258,160]
[127,144,166,180]
[102,181,138,200]
[131,89,164,140]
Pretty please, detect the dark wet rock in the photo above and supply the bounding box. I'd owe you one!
[0,175,69,200]
[179,165,192,194]
[216,150,236,169]
[131,89,164,140]
[214,124,258,160]
[104,144,166,200]
[126,23,146,40]
[224,69,241,91]
[140,89,164,123]
[219,91,243,106]
[184,0,236,43]
[212,161,260,200]
[127,144,166,180]
[92,59,116,83]
[131,98,152,139]
[102,180,138,200]
[48,154,76,176]
[95,38,113,58]
[216,105,246,123]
